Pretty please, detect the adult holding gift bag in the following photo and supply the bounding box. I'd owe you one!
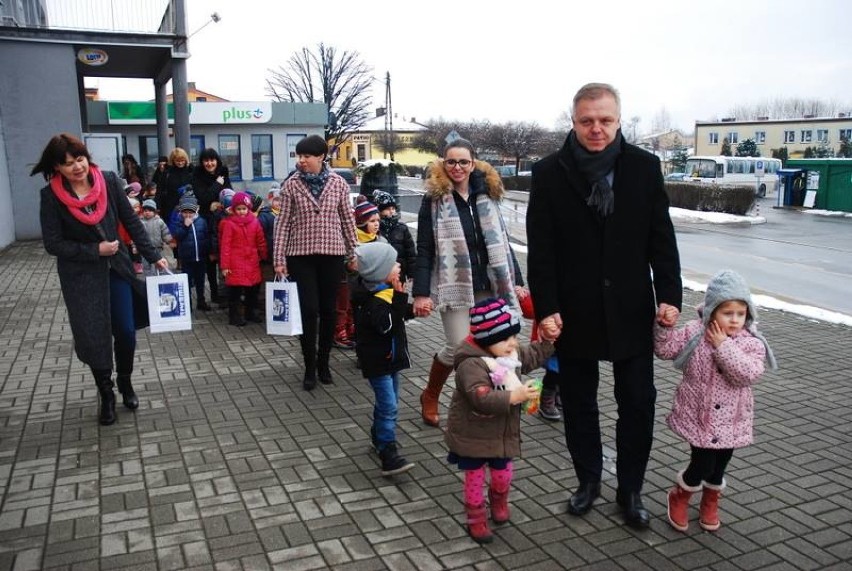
[273,135,357,391]
[32,133,168,426]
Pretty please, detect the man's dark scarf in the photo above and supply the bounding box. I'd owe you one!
[567,129,623,217]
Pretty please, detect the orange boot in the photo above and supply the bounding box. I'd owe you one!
[420,355,453,427]
[699,480,725,531]
[667,470,702,532]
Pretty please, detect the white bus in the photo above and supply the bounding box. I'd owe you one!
[684,155,782,197]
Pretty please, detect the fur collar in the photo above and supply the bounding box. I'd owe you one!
[424,159,505,200]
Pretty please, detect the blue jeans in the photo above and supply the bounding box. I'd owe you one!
[369,373,400,449]
[109,271,136,376]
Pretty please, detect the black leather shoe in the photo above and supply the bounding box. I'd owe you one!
[617,491,650,529]
[318,364,333,385]
[567,482,601,515]
[303,369,317,391]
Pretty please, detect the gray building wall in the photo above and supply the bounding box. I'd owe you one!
[0,113,14,248]
[0,40,82,242]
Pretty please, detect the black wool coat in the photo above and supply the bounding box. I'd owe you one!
[40,171,164,369]
[526,137,682,361]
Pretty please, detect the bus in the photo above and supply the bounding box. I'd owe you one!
[684,156,782,197]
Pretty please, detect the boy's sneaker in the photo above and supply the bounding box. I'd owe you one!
[539,388,562,421]
[379,443,414,476]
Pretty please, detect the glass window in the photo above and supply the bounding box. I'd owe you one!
[839,128,852,141]
[784,130,796,143]
[686,158,718,178]
[708,132,719,145]
[727,132,739,144]
[189,135,205,165]
[251,134,273,179]
[801,130,813,143]
[755,131,766,144]
[218,135,241,181]
[139,135,159,180]
[817,129,829,143]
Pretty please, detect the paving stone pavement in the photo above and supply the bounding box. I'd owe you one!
[0,239,850,571]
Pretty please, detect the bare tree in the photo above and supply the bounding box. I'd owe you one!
[625,116,641,143]
[266,43,373,153]
[484,122,546,173]
[555,110,572,132]
[726,97,850,119]
[651,107,672,134]
[411,119,492,157]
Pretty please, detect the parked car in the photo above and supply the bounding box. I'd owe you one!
[332,167,358,186]
[665,172,689,181]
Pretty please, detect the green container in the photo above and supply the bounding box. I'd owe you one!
[787,159,852,212]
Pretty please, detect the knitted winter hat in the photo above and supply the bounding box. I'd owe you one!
[372,190,397,212]
[470,297,521,347]
[268,182,281,200]
[125,181,142,197]
[673,269,777,371]
[355,242,398,289]
[354,195,379,227]
[232,191,252,210]
[128,197,140,209]
[178,195,199,212]
[219,188,235,208]
[142,199,158,211]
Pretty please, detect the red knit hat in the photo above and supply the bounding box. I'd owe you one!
[232,191,252,210]
[353,195,379,226]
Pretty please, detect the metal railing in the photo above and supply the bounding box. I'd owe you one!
[1,0,174,34]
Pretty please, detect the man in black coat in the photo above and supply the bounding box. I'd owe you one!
[526,83,682,528]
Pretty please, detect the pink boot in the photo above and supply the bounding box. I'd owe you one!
[465,503,493,544]
[667,470,702,532]
[699,479,726,531]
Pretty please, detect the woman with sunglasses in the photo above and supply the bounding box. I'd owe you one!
[412,138,526,427]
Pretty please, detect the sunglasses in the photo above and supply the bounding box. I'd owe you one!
[445,159,472,168]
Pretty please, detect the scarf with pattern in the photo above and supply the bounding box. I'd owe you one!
[301,165,330,200]
[430,192,518,312]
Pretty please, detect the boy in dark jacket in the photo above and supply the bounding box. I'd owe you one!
[352,242,415,477]
[172,194,212,310]
[372,190,417,283]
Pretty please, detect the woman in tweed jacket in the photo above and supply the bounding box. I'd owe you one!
[273,135,357,390]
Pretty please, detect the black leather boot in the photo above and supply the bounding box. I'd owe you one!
[229,304,246,326]
[317,351,333,385]
[116,375,139,410]
[93,368,116,426]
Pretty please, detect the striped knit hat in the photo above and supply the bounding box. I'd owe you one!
[354,195,379,226]
[469,298,521,347]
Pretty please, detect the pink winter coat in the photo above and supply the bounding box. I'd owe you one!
[219,214,266,287]
[654,319,766,449]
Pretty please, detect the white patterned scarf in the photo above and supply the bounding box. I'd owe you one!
[430,192,518,313]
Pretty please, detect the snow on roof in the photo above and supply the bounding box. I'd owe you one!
[361,114,427,132]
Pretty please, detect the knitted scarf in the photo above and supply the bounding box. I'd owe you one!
[430,192,518,312]
[301,166,330,200]
[567,129,623,217]
[50,164,108,225]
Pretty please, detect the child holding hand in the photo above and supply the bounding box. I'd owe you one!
[655,269,777,533]
[445,298,553,544]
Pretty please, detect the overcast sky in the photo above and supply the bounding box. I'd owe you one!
[87,0,852,134]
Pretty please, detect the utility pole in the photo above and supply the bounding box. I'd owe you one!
[384,72,394,161]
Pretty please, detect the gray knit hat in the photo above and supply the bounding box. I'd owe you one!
[142,199,158,211]
[178,195,199,213]
[674,269,777,370]
[355,242,398,289]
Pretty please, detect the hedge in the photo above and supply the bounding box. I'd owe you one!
[664,182,755,215]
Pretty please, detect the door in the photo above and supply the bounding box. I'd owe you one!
[84,134,123,174]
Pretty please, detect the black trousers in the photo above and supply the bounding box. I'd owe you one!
[683,447,733,487]
[287,255,343,368]
[558,352,656,493]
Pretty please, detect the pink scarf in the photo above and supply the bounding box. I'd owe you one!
[50,165,108,225]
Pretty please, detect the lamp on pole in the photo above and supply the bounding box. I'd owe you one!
[189,12,221,38]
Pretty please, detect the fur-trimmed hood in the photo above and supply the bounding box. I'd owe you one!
[424,159,505,200]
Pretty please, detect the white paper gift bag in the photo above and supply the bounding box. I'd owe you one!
[146,270,193,333]
[266,278,303,336]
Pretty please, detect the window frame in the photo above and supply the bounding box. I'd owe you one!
[708,132,719,145]
[727,131,739,145]
[251,134,274,180]
[801,130,813,143]
[817,129,829,143]
[754,131,766,144]
[218,134,242,181]
[784,130,796,144]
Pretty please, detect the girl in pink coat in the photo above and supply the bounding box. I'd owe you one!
[654,269,776,533]
[219,192,267,326]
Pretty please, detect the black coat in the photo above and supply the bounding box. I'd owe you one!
[159,165,193,219]
[380,220,417,283]
[40,171,163,369]
[352,282,413,379]
[191,164,232,218]
[526,137,682,361]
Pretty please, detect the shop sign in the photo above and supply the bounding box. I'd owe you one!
[77,48,109,66]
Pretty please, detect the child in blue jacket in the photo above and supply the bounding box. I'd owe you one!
[172,194,212,310]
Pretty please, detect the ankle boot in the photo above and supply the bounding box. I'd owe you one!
[667,470,702,532]
[93,369,116,426]
[699,479,725,531]
[464,503,494,544]
[229,304,246,326]
[116,375,139,410]
[420,355,453,427]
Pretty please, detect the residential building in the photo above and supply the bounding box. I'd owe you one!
[332,109,433,168]
[694,116,852,158]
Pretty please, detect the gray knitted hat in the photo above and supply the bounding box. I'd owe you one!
[674,269,777,371]
[355,242,398,289]
[178,195,199,213]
